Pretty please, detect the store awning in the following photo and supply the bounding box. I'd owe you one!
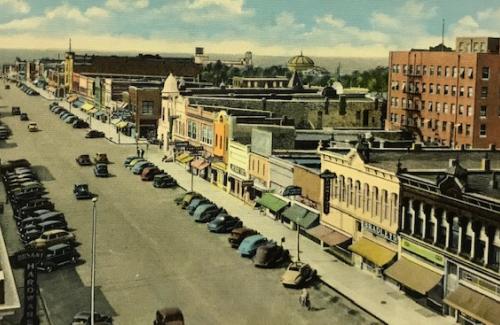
[282,205,319,229]
[111,118,121,126]
[176,152,190,162]
[444,285,500,325]
[211,162,227,172]
[88,108,97,114]
[256,193,288,213]
[73,100,84,108]
[116,121,128,129]
[81,103,94,112]
[94,111,106,117]
[384,258,442,295]
[349,238,396,267]
[307,224,351,246]
[191,159,210,170]
[176,152,194,164]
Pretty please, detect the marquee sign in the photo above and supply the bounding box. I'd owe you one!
[362,221,398,244]
[320,170,337,215]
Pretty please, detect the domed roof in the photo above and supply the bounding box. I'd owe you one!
[287,52,315,71]
[162,73,178,93]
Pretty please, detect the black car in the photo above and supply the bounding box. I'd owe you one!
[21,220,68,243]
[38,243,80,272]
[207,214,243,233]
[15,198,54,218]
[73,119,89,129]
[52,106,65,114]
[20,113,29,121]
[153,174,177,188]
[253,241,290,268]
[72,311,113,325]
[73,184,92,199]
[86,130,105,138]
[11,106,20,115]
[76,154,92,166]
[18,211,65,230]
[94,164,109,177]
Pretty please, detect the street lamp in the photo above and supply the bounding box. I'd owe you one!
[90,197,98,325]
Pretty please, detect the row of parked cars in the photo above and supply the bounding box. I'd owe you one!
[175,192,317,287]
[2,159,80,273]
[123,155,177,187]
[48,102,90,129]
[18,83,39,96]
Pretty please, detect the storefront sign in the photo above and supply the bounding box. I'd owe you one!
[242,180,254,187]
[283,185,302,197]
[401,239,445,266]
[362,221,398,244]
[320,170,336,215]
[185,145,204,155]
[173,141,189,149]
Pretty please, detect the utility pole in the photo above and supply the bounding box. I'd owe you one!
[90,197,98,325]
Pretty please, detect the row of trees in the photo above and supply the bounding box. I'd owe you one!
[200,61,388,93]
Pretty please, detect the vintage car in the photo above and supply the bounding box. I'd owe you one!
[76,154,92,166]
[154,307,184,325]
[73,184,93,199]
[94,164,109,177]
[20,112,29,121]
[27,122,38,132]
[28,229,75,250]
[254,241,290,268]
[94,153,109,164]
[85,130,105,138]
[38,243,79,273]
[187,197,211,215]
[207,214,242,233]
[238,234,268,258]
[228,227,259,248]
[141,167,163,181]
[153,174,177,188]
[71,311,113,325]
[11,106,20,115]
[193,204,222,223]
[123,155,140,167]
[281,261,317,288]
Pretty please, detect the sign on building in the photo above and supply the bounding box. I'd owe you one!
[320,170,337,215]
[362,221,398,244]
[283,185,302,197]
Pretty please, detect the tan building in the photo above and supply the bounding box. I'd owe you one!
[386,37,500,148]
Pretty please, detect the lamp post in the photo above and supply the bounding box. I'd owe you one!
[90,197,98,325]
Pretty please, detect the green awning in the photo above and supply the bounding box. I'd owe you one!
[256,193,288,213]
[283,205,319,229]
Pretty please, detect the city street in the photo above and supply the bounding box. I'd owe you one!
[0,84,381,325]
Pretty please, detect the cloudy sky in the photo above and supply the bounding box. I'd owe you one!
[0,0,499,57]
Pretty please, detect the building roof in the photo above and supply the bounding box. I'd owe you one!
[287,52,315,71]
[163,73,179,93]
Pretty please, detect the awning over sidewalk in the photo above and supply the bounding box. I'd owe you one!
[384,258,442,295]
[349,238,396,267]
[444,285,500,325]
[211,162,227,172]
[73,99,84,108]
[191,159,210,170]
[307,224,351,246]
[81,103,94,112]
[176,152,194,164]
[94,111,106,117]
[116,121,128,129]
[256,193,288,213]
[282,205,319,229]
[88,108,97,114]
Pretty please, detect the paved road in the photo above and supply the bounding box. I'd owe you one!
[0,83,381,325]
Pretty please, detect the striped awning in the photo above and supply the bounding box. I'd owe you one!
[81,103,94,111]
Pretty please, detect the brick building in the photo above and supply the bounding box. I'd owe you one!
[128,86,162,138]
[386,37,500,148]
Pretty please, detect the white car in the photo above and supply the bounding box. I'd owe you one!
[27,122,38,132]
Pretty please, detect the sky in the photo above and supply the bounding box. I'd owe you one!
[0,0,500,57]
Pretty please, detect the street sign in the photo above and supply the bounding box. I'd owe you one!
[283,185,302,197]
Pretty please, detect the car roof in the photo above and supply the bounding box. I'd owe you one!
[42,229,68,236]
[243,234,265,243]
[47,243,70,251]
[38,220,64,226]
[38,211,61,218]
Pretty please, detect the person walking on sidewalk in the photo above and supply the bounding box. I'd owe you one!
[299,288,311,310]
[136,147,140,157]
[140,148,145,158]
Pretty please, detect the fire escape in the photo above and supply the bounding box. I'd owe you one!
[403,57,423,140]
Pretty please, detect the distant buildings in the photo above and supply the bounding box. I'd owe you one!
[386,36,500,149]
[194,47,253,68]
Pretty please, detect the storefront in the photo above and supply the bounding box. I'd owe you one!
[255,193,289,219]
[444,285,500,325]
[176,152,194,167]
[190,159,210,179]
[211,161,227,190]
[349,237,397,276]
[281,203,319,230]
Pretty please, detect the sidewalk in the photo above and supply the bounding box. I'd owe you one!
[142,147,455,325]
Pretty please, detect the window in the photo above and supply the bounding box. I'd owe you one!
[480,106,487,117]
[467,105,473,116]
[436,102,441,113]
[436,84,441,94]
[187,120,197,139]
[382,190,389,220]
[459,86,464,96]
[141,101,154,115]
[445,66,450,77]
[460,67,465,78]
[451,104,456,114]
[468,87,473,97]
[481,86,488,98]
[422,83,426,93]
[201,125,213,145]
[442,121,447,131]
[459,105,464,115]
[403,65,408,74]
[429,83,434,94]
[423,65,427,75]
[443,103,449,114]
[429,65,435,75]
[452,66,458,78]
[480,124,487,137]
[465,124,471,136]
[467,67,473,79]
[355,181,361,209]
[482,66,490,80]
[373,187,380,217]
[428,101,433,112]
[437,66,442,76]
[457,124,463,134]
[416,65,422,75]
[451,86,457,96]
[444,85,449,95]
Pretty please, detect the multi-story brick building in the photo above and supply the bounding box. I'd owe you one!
[386,37,500,149]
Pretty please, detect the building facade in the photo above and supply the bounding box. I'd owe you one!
[128,86,162,138]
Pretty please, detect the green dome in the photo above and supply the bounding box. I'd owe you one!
[287,52,315,71]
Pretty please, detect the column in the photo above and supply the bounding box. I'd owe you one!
[431,207,438,244]
[443,212,450,249]
[466,221,475,259]
[457,218,463,254]
[419,203,426,239]
[409,199,415,235]
[480,226,489,266]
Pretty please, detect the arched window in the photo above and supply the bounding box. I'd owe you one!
[373,187,380,217]
[339,176,345,202]
[347,178,353,206]
[392,193,399,224]
[364,183,370,212]
[382,190,389,220]
[355,181,361,209]
[333,177,339,200]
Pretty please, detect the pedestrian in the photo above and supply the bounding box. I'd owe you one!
[299,288,311,310]
[136,147,140,157]
[140,148,145,158]
[146,142,149,151]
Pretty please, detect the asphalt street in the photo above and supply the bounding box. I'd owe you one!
[0,83,381,325]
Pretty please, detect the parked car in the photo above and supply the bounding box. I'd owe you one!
[73,119,89,129]
[74,184,92,199]
[127,158,145,169]
[132,161,154,175]
[21,220,68,243]
[207,214,242,233]
[11,106,20,115]
[27,122,38,132]
[0,128,9,139]
[18,211,65,230]
[228,227,259,248]
[49,102,59,108]
[141,167,163,181]
[86,130,105,138]
[281,261,317,288]
[28,229,75,250]
[94,153,109,164]
[238,234,268,257]
[154,307,184,325]
[186,197,210,215]
[38,243,79,272]
[4,84,10,90]
[193,204,222,223]
[65,116,78,124]
[153,174,177,188]
[175,192,200,208]
[254,241,290,268]
[20,113,29,121]
[52,106,65,114]
[6,159,30,169]
[76,154,92,166]
[123,155,140,167]
[94,164,109,177]
[71,311,112,325]
[59,111,71,119]
[16,199,54,219]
